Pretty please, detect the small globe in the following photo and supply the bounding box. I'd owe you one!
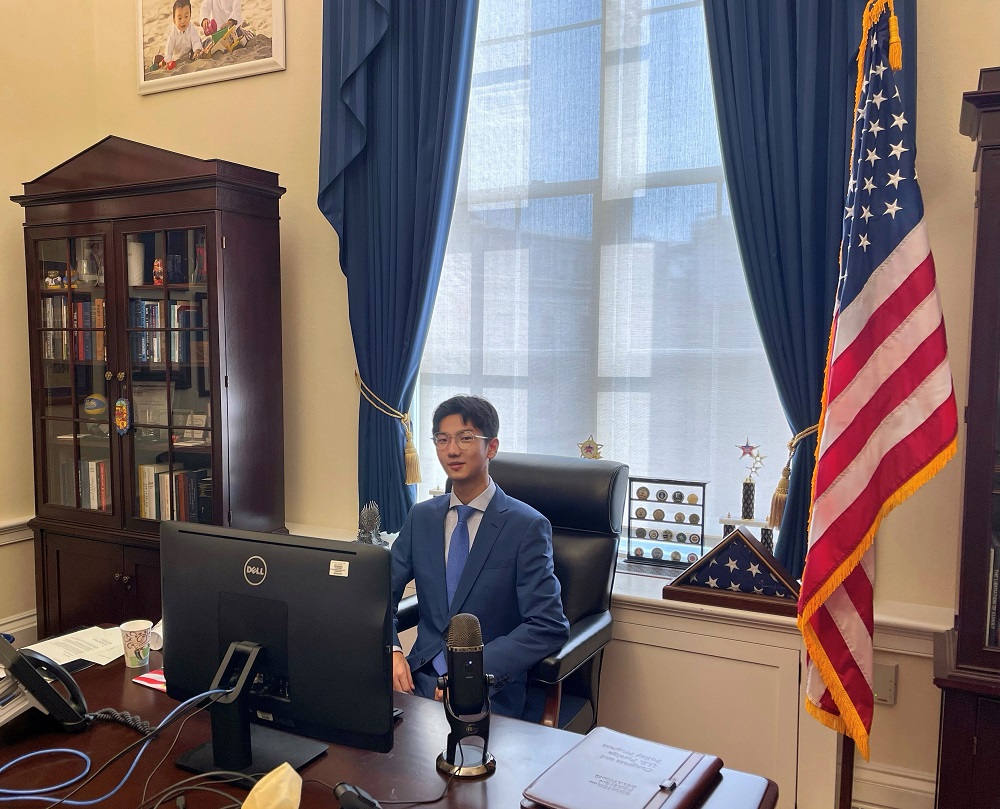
[83,393,108,417]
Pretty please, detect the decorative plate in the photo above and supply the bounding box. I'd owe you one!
[649,529,659,540]
[676,532,688,543]
[651,547,664,560]
[635,527,647,538]
[652,508,665,521]
[635,507,647,519]
[636,487,650,500]
[661,529,673,542]
[686,493,699,504]
[670,550,682,562]
[688,514,700,525]
[656,489,668,501]
[689,533,700,544]
[674,512,686,523]
[672,490,684,503]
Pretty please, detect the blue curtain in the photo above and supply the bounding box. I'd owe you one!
[318,0,479,530]
[703,1,916,576]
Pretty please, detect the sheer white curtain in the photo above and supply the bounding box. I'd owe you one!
[417,0,790,534]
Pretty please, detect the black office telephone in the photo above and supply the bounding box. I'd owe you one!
[0,635,89,732]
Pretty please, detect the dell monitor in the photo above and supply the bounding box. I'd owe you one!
[160,521,394,779]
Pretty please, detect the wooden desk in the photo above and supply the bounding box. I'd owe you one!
[0,655,778,808]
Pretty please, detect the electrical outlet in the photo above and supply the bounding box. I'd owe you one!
[873,662,898,705]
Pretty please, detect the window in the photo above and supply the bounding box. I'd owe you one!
[417,0,790,537]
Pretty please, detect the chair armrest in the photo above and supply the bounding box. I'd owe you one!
[396,594,419,633]
[529,611,613,685]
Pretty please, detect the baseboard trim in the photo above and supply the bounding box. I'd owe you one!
[0,518,32,548]
[852,760,936,809]
[0,610,38,646]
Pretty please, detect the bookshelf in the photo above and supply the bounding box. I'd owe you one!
[13,136,286,636]
[934,68,1000,809]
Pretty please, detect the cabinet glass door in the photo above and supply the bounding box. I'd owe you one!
[125,226,213,524]
[35,235,113,514]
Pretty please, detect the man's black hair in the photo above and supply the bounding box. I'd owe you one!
[432,395,499,438]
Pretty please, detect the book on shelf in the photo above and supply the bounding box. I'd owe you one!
[989,541,1000,646]
[197,476,213,523]
[521,726,723,809]
[138,463,168,519]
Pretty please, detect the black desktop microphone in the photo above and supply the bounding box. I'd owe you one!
[435,613,496,777]
[445,613,486,716]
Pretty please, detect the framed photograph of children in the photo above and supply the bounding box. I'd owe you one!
[136,0,286,95]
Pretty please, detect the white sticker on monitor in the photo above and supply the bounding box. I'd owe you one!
[329,560,349,577]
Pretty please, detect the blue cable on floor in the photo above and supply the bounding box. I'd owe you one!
[0,689,227,805]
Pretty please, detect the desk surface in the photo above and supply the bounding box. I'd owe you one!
[0,655,778,808]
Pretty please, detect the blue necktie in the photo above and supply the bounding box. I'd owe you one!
[434,504,476,675]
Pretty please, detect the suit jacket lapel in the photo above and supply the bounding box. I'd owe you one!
[450,486,510,616]
[428,495,451,623]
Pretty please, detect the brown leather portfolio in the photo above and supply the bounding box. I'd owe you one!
[521,726,723,809]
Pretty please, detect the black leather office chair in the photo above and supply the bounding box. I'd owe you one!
[396,451,629,733]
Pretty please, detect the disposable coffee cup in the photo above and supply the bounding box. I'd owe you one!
[120,619,153,667]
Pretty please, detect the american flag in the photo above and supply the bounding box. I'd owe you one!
[797,1,958,760]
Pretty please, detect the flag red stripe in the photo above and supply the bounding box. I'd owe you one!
[826,252,937,403]
[809,603,874,728]
[840,562,875,636]
[818,684,839,715]
[802,397,957,601]
[814,322,949,495]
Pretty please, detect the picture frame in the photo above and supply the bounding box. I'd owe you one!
[136,0,286,96]
[183,413,209,439]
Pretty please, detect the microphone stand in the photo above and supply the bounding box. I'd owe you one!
[435,673,497,778]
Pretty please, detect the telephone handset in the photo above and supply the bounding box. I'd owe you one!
[0,635,89,732]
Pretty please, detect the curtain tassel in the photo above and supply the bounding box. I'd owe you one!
[766,424,820,529]
[767,463,791,529]
[402,415,421,485]
[355,372,422,485]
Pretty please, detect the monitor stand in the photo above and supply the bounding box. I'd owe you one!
[174,640,327,789]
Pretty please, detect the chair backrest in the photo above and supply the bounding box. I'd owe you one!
[488,452,629,624]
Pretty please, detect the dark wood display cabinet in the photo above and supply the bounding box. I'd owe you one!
[934,68,1000,809]
[12,136,286,637]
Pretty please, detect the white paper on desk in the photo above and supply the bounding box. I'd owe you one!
[27,626,124,666]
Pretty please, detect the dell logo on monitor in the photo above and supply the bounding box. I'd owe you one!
[244,556,267,585]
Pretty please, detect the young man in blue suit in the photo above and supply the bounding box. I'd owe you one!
[390,395,569,718]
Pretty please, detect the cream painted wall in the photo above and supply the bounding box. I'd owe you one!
[0,0,99,523]
[0,542,34,619]
[873,0,1000,612]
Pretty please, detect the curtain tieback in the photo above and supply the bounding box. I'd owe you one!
[354,372,421,485]
[767,424,819,530]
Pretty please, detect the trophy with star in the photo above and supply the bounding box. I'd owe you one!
[577,434,604,460]
[737,439,766,520]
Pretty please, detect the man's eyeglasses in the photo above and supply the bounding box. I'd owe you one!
[432,431,490,448]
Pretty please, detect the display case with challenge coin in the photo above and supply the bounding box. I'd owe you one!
[626,477,707,568]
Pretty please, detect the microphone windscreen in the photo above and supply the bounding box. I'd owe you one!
[447,613,483,649]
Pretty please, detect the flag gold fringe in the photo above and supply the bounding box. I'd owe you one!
[801,619,871,760]
[854,0,902,119]
[798,434,956,626]
[354,372,421,485]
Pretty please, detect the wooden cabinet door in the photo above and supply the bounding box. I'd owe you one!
[43,534,123,635]
[123,545,161,625]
